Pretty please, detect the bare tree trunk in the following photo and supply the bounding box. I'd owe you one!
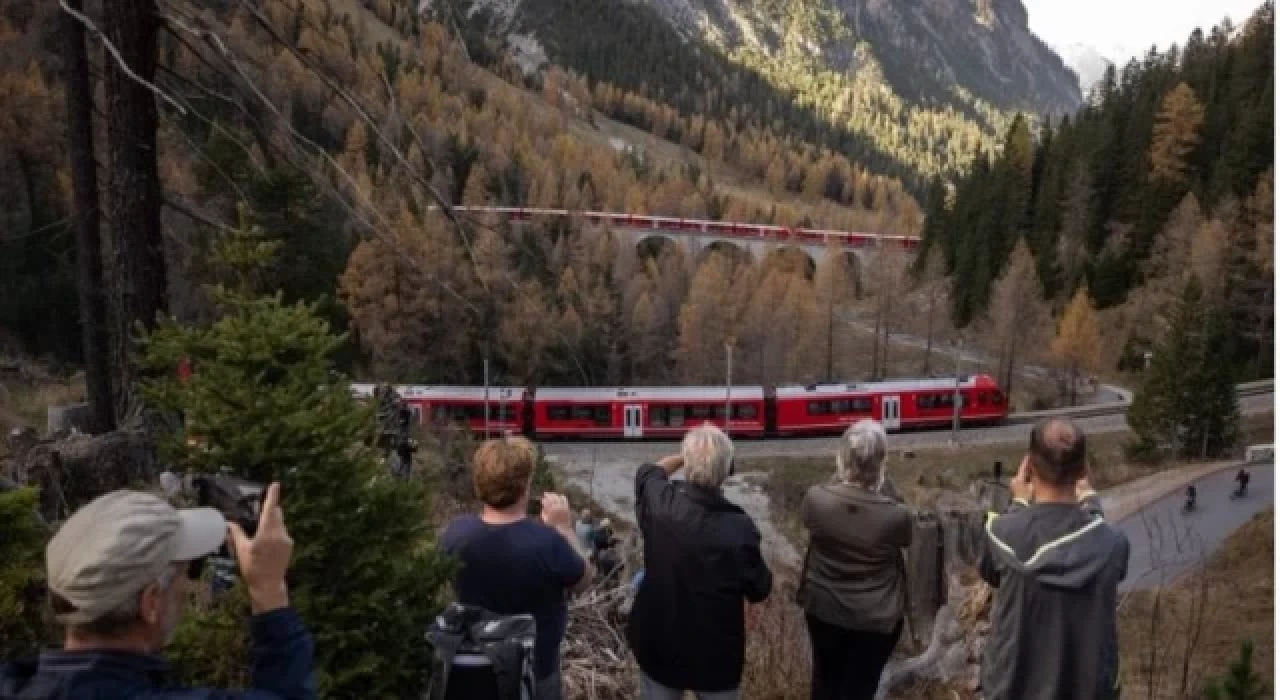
[103,0,167,419]
[1003,336,1018,399]
[62,0,115,434]
[871,306,882,379]
[879,304,891,378]
[922,297,935,375]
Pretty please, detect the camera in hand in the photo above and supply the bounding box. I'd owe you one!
[162,472,267,593]
[191,474,267,537]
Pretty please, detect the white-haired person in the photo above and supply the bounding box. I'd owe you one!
[798,419,912,700]
[626,423,772,700]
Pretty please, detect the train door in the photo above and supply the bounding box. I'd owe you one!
[881,395,901,431]
[623,404,644,438]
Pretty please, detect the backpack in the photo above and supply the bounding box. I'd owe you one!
[425,603,538,700]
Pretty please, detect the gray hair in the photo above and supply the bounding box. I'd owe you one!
[836,419,888,488]
[682,423,735,488]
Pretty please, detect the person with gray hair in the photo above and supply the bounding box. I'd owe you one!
[627,423,772,699]
[798,419,912,700]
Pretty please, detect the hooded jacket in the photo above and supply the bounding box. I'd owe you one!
[0,608,315,700]
[979,496,1129,700]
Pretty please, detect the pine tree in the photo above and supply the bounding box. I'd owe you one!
[139,220,451,697]
[0,487,50,658]
[1127,276,1240,460]
[1203,640,1269,700]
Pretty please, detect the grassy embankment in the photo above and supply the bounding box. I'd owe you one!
[1117,509,1274,698]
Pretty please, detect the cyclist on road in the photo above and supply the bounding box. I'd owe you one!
[1235,468,1251,497]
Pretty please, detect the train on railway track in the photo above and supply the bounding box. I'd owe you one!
[352,374,1009,440]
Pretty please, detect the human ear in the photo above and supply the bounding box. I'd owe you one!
[139,583,163,626]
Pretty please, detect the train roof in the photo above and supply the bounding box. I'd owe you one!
[535,386,766,401]
[775,375,995,397]
[351,384,527,400]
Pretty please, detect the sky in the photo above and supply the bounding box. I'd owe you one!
[1023,0,1266,61]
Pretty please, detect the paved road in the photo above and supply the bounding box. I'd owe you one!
[1118,463,1274,591]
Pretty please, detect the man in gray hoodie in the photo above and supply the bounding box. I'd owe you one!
[980,418,1129,700]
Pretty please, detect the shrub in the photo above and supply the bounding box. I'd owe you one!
[139,220,452,697]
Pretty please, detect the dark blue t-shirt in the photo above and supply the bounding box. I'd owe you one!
[440,516,585,679]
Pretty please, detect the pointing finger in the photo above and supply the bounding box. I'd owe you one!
[258,482,282,532]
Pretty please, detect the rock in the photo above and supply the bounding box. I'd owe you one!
[17,429,159,523]
[47,402,93,437]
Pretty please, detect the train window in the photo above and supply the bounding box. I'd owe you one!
[650,406,668,427]
[991,391,1005,405]
[832,399,852,413]
[548,405,570,421]
[733,404,758,420]
[690,404,711,420]
[593,406,611,426]
[916,395,935,410]
[488,405,516,421]
[711,405,727,420]
[571,406,594,420]
[808,401,830,415]
[433,405,449,421]
[669,405,685,427]
[851,398,873,413]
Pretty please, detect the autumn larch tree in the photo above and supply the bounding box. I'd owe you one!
[913,246,950,376]
[1050,286,1102,406]
[1149,82,1206,185]
[814,241,856,381]
[985,239,1050,401]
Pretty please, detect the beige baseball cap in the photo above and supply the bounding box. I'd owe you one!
[47,490,227,624]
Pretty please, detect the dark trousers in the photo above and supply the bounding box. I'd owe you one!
[805,614,902,700]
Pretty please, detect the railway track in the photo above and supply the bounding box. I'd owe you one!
[1004,379,1274,424]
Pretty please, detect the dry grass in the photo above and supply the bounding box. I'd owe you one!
[1117,510,1274,699]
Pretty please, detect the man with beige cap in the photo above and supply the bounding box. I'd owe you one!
[0,482,315,699]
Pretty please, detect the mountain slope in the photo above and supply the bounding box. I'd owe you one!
[1057,42,1117,94]
[438,0,1080,187]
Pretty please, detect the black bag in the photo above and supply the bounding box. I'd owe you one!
[425,603,538,700]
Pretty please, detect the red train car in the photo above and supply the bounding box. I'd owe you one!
[532,387,767,439]
[352,384,527,437]
[774,375,1006,436]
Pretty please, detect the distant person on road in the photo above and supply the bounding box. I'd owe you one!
[441,436,594,700]
[798,419,912,700]
[979,418,1129,700]
[628,423,772,700]
[1235,468,1251,497]
[1185,483,1197,511]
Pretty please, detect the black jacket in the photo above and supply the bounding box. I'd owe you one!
[0,608,315,700]
[626,465,772,693]
[979,496,1129,700]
